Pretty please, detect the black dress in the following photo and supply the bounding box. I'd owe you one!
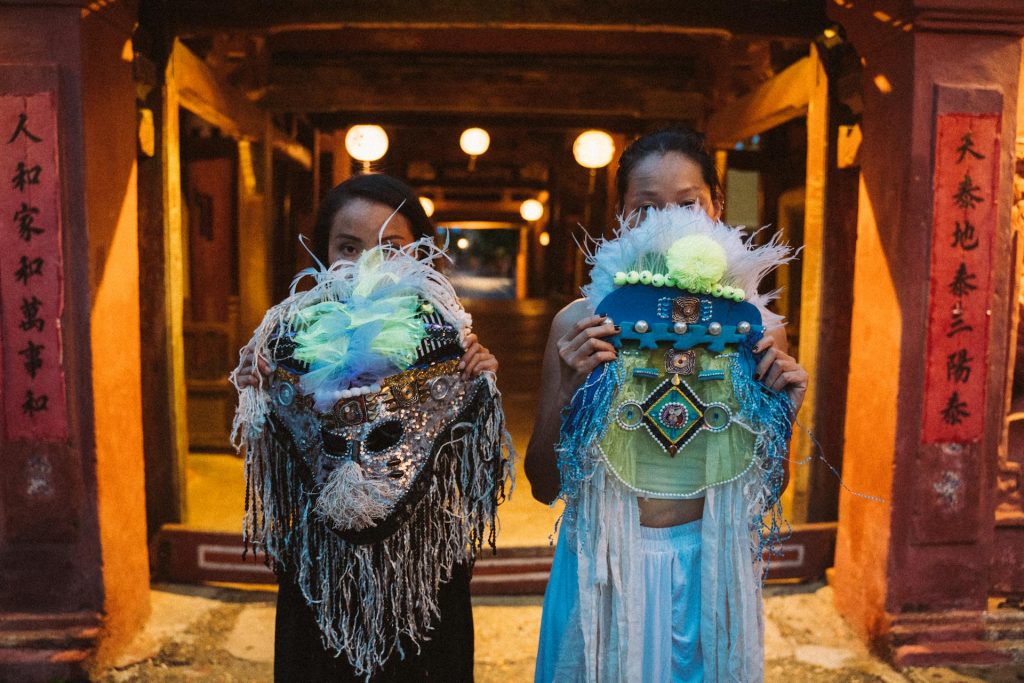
[273,563,475,682]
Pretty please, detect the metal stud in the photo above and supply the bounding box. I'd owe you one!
[736,321,751,335]
[708,322,722,336]
[633,320,650,334]
[673,321,688,335]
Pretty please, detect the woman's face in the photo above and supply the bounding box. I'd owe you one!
[621,151,721,221]
[327,197,416,264]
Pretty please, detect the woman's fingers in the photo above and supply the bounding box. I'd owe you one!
[561,316,618,353]
[754,347,777,380]
[256,356,273,376]
[752,334,776,354]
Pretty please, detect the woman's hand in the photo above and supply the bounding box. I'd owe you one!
[230,339,273,389]
[555,314,618,401]
[753,334,809,411]
[460,332,498,379]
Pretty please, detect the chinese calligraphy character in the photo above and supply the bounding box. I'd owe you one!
[11,161,41,192]
[953,172,983,210]
[951,220,979,251]
[14,255,43,284]
[21,389,48,417]
[17,340,44,379]
[19,295,43,332]
[956,131,985,163]
[946,305,972,338]
[941,391,970,426]
[948,262,978,297]
[946,348,973,383]
[7,112,42,144]
[13,203,42,242]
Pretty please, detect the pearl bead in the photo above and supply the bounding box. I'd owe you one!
[634,320,650,334]
[604,316,614,327]
[708,322,722,336]
[737,321,751,335]
[673,321,688,335]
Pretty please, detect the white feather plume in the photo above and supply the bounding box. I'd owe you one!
[582,205,794,330]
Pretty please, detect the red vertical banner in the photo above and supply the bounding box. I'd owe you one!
[922,113,1000,443]
[0,92,67,442]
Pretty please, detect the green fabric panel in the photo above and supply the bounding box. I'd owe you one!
[599,345,755,497]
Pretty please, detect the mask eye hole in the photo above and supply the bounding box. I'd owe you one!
[365,420,404,452]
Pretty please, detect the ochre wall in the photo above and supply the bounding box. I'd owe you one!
[832,0,1024,645]
[79,2,151,663]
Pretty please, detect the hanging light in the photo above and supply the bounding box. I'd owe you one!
[519,198,544,222]
[460,127,490,171]
[419,196,435,217]
[456,237,470,250]
[572,130,615,170]
[538,231,551,247]
[345,125,389,172]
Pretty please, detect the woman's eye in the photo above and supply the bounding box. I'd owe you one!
[339,244,359,257]
[681,199,696,207]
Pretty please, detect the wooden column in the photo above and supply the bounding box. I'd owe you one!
[831,0,1024,666]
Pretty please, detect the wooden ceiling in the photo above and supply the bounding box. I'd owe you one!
[172,2,823,130]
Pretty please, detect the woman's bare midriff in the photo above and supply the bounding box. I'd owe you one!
[637,496,704,527]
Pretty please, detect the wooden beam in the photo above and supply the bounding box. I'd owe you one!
[705,55,812,147]
[171,41,312,169]
[171,40,263,138]
[265,26,723,58]
[259,62,706,122]
[171,1,827,38]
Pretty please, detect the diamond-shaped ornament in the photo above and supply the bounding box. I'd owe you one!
[640,378,706,456]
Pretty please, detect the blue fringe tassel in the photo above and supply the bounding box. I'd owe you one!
[727,352,794,573]
[555,361,623,532]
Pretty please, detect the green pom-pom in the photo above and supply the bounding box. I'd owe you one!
[651,273,665,287]
[626,270,641,284]
[613,271,628,286]
[711,284,724,297]
[663,275,675,288]
[665,235,727,292]
[639,270,653,285]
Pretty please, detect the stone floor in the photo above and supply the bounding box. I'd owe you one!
[97,582,1023,682]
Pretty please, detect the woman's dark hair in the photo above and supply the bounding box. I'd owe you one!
[311,173,435,263]
[615,127,723,211]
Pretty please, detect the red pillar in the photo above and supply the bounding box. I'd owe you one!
[0,2,149,679]
[831,0,1024,666]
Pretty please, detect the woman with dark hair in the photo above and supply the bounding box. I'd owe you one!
[234,173,497,681]
[527,128,808,682]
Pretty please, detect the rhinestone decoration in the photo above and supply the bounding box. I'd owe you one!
[275,381,296,406]
[672,296,702,324]
[665,348,697,375]
[703,402,732,432]
[615,401,645,430]
[428,376,454,400]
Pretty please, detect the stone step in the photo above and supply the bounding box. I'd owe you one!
[893,639,1024,668]
[0,626,100,651]
[0,612,99,632]
[0,646,90,682]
